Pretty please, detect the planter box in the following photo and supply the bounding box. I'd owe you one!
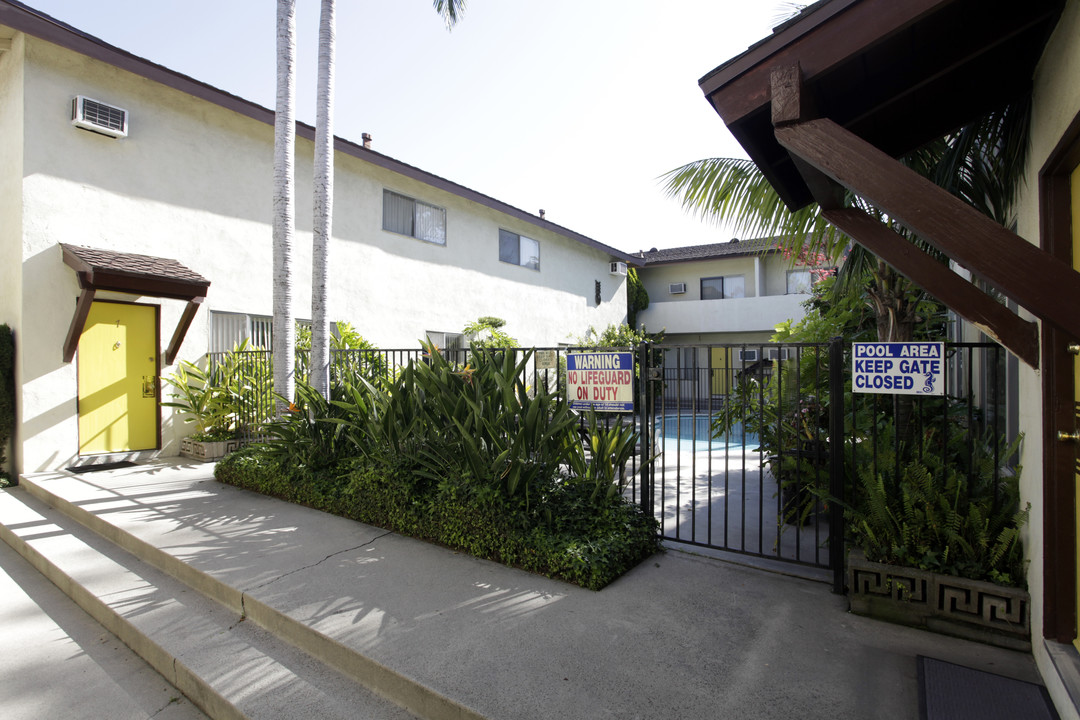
[179,437,241,462]
[847,549,1030,651]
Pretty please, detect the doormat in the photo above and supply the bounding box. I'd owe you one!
[918,656,1058,720]
[65,461,138,474]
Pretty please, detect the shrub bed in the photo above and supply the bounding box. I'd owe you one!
[215,447,661,590]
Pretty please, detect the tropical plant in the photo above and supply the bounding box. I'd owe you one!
[564,410,642,503]
[463,316,518,349]
[0,324,14,485]
[627,267,649,329]
[328,342,583,512]
[574,323,663,348]
[256,379,352,475]
[162,361,237,441]
[846,422,1029,587]
[162,341,261,441]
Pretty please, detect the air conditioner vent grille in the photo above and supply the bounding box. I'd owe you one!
[72,96,128,138]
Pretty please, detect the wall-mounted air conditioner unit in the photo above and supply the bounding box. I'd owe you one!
[72,95,128,138]
[610,261,628,276]
[765,347,792,361]
[669,282,686,294]
[739,349,759,363]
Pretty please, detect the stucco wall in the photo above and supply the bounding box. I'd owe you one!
[637,252,810,336]
[1013,2,1080,717]
[0,33,23,475]
[12,34,626,473]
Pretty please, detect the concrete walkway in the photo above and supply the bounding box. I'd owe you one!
[0,459,1046,719]
[0,537,208,719]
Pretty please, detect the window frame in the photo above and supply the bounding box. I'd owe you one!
[382,189,447,246]
[786,269,813,295]
[700,275,745,300]
[498,229,540,271]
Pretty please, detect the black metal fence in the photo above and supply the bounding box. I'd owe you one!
[634,340,1013,590]
[201,340,1013,590]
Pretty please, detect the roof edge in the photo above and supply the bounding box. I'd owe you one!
[0,1,634,264]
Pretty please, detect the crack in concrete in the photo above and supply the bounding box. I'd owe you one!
[248,531,393,591]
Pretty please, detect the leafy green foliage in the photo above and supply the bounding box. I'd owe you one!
[0,324,14,486]
[215,339,661,589]
[161,342,256,440]
[462,316,518,349]
[574,323,662,348]
[626,267,649,329]
[847,423,1028,587]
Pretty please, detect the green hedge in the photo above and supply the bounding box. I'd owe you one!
[215,447,661,590]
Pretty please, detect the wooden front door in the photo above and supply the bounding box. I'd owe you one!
[77,301,159,454]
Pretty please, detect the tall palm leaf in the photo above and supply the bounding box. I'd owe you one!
[433,0,467,28]
[273,0,297,416]
[661,102,1031,343]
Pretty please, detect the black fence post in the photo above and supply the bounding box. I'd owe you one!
[828,336,846,594]
[638,341,652,517]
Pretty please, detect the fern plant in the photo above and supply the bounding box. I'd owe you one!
[848,421,1028,587]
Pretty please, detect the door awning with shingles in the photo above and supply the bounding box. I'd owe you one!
[61,244,210,364]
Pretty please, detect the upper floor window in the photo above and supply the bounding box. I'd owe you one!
[787,269,812,294]
[383,189,446,245]
[700,275,745,300]
[499,229,540,271]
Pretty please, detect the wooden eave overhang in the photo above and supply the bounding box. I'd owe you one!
[61,244,209,365]
[698,0,1069,368]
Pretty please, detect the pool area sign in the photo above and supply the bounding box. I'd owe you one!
[567,351,634,412]
[852,342,945,396]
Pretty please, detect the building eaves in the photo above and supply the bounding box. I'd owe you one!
[631,237,777,266]
[0,0,635,265]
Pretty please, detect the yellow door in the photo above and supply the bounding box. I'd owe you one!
[710,347,731,396]
[78,302,159,454]
[1072,164,1080,652]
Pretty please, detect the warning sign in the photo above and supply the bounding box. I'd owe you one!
[852,342,945,396]
[567,352,634,412]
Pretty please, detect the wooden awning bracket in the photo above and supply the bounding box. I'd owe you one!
[60,245,210,365]
[63,286,96,363]
[768,65,1072,367]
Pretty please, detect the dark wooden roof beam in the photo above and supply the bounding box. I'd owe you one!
[773,117,1080,344]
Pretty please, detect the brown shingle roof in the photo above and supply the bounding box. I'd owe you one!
[61,244,209,284]
[631,237,777,266]
[61,244,210,302]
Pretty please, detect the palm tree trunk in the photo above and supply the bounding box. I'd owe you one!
[311,0,336,400]
[273,0,297,416]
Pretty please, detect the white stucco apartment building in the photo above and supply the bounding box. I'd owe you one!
[0,2,633,474]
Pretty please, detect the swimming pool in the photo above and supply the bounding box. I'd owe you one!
[656,414,760,453]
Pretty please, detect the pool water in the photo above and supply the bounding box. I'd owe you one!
[657,414,760,452]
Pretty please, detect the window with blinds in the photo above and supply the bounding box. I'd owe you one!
[209,312,308,354]
[383,189,446,245]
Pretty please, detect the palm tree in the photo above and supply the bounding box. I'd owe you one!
[307,0,468,401]
[310,0,336,401]
[661,101,1031,344]
[273,0,297,416]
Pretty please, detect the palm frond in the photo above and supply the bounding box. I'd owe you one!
[433,0,466,29]
[659,157,848,260]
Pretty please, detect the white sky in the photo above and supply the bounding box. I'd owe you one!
[24,0,792,254]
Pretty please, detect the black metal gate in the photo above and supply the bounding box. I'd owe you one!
[633,340,846,591]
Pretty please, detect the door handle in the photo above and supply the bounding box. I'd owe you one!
[1068,343,1080,355]
[1058,431,1080,443]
